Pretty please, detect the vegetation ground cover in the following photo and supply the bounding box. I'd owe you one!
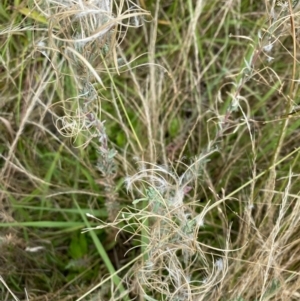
[1,0,300,300]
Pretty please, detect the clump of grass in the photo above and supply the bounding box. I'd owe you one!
[83,1,300,300]
[2,0,300,300]
[38,0,149,221]
[124,158,230,300]
[0,0,149,299]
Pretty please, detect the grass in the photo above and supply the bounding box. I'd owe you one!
[1,0,300,300]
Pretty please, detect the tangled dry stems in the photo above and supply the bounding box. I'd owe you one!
[2,0,300,300]
[85,158,231,300]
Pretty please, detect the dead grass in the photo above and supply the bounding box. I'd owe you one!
[1,0,300,300]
